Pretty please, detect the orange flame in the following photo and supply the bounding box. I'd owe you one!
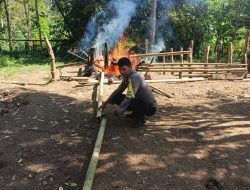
[94,35,139,76]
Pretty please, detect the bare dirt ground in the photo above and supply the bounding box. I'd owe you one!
[0,71,250,190]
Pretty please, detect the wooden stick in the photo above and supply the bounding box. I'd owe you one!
[82,118,107,190]
[149,85,173,98]
[227,42,233,64]
[44,37,56,81]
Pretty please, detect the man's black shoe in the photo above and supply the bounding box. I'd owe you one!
[131,119,145,128]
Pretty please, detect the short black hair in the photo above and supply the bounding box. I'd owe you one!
[118,57,131,67]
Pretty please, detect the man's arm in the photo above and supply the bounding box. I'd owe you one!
[99,79,127,110]
[116,75,141,115]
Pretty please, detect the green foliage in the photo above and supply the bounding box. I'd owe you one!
[0,0,249,62]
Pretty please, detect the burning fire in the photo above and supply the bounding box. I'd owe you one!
[94,35,139,77]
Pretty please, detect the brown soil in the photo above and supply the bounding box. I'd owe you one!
[0,71,250,190]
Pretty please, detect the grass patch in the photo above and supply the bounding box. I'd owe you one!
[0,53,64,78]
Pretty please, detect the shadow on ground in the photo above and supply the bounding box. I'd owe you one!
[0,88,99,190]
[93,97,250,190]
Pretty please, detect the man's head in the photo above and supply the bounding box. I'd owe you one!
[118,57,132,77]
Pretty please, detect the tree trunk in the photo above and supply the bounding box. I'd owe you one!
[3,0,13,51]
[35,0,42,49]
[149,0,157,47]
[23,0,32,51]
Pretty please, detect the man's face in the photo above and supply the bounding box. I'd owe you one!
[119,65,132,78]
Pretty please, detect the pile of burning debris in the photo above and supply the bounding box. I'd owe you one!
[65,38,145,81]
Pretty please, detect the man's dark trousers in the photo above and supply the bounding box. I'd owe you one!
[111,94,156,120]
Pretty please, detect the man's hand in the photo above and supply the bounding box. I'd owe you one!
[98,101,108,110]
[113,110,119,116]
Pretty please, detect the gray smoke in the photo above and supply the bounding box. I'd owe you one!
[79,0,138,52]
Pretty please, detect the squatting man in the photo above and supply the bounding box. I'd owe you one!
[98,57,157,128]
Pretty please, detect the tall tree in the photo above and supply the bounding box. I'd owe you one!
[34,0,42,48]
[22,0,32,51]
[149,0,157,47]
[3,0,12,51]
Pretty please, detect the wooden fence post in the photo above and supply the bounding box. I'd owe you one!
[227,42,233,64]
[179,48,183,78]
[241,30,250,63]
[170,48,174,75]
[204,45,210,74]
[44,37,56,81]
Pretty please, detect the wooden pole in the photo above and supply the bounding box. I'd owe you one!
[145,39,149,54]
[82,118,107,190]
[179,48,183,78]
[170,48,174,75]
[204,45,210,74]
[190,40,194,53]
[104,42,109,69]
[136,51,192,57]
[227,42,233,64]
[241,30,250,63]
[138,68,247,72]
[80,78,205,85]
[44,37,56,81]
[140,63,246,66]
[188,47,193,77]
[204,45,210,64]
[163,53,166,75]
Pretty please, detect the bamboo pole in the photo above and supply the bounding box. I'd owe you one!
[227,42,233,64]
[80,78,205,85]
[56,62,87,69]
[138,68,247,72]
[138,65,246,70]
[135,51,192,58]
[44,37,56,81]
[82,118,107,190]
[140,63,246,66]
[96,72,104,118]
